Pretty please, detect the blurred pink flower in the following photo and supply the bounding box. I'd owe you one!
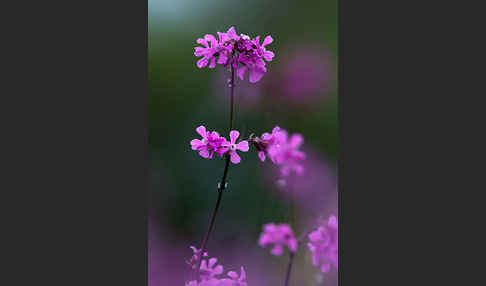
[265,45,334,106]
[307,215,338,273]
[258,223,298,256]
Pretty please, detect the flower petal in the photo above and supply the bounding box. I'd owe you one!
[229,130,240,144]
[199,149,210,158]
[204,34,217,46]
[249,67,265,83]
[214,265,223,275]
[258,151,266,162]
[197,38,208,47]
[208,258,217,268]
[196,126,207,138]
[271,244,283,256]
[230,151,241,164]
[264,50,274,61]
[237,66,247,81]
[194,47,205,57]
[289,134,304,148]
[197,57,209,68]
[236,140,249,152]
[190,139,204,150]
[209,56,216,68]
[240,266,246,281]
[262,35,273,47]
[227,271,238,279]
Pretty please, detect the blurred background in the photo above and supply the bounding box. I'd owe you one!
[148,0,338,285]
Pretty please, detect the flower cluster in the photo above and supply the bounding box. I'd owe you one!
[307,215,338,273]
[191,126,249,164]
[258,223,298,256]
[194,26,274,83]
[186,250,248,286]
[250,126,305,176]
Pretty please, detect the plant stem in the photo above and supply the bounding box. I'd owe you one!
[284,252,295,286]
[195,58,236,279]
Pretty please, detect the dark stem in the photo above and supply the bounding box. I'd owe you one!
[284,252,295,286]
[195,57,236,280]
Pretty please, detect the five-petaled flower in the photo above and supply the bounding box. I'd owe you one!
[221,130,249,164]
[258,223,298,256]
[307,215,338,273]
[190,126,226,159]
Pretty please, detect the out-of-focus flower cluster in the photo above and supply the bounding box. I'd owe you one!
[258,223,298,256]
[250,126,305,176]
[194,27,274,83]
[190,126,249,164]
[307,215,338,273]
[186,246,248,286]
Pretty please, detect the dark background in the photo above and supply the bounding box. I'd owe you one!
[148,0,338,285]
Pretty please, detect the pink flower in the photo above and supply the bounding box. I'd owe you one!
[307,215,338,273]
[268,131,305,176]
[252,35,275,62]
[250,126,284,162]
[250,126,305,176]
[200,257,224,281]
[220,267,247,286]
[221,130,249,164]
[190,126,226,159]
[236,53,267,83]
[194,27,275,83]
[195,34,220,69]
[258,223,298,256]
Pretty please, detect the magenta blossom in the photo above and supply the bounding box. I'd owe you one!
[250,126,284,162]
[221,130,249,164]
[200,257,224,281]
[307,215,338,273]
[250,126,305,176]
[268,130,305,176]
[194,26,274,83]
[258,223,298,256]
[194,34,220,69]
[190,126,226,159]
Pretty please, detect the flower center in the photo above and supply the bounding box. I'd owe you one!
[230,144,237,150]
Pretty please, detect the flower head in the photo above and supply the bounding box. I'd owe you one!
[307,215,338,273]
[194,26,275,83]
[258,223,298,256]
[250,126,305,176]
[190,126,226,159]
[221,130,249,164]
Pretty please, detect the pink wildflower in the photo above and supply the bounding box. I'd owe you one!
[200,257,224,281]
[190,126,226,159]
[258,223,298,256]
[250,126,284,162]
[221,130,249,164]
[268,131,305,176]
[250,126,305,176]
[194,26,275,83]
[194,34,220,69]
[307,215,338,273]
